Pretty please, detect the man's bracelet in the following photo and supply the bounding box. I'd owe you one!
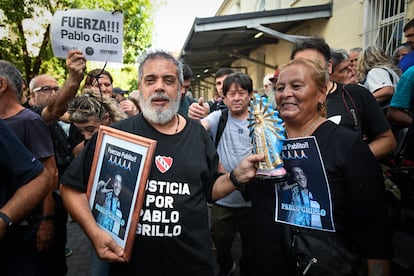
[229,170,245,189]
[0,211,14,228]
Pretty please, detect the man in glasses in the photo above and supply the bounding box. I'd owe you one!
[29,50,87,174]
[30,75,60,108]
[29,50,86,126]
[28,50,87,275]
[31,82,59,92]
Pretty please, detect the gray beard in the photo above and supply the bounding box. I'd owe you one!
[139,91,181,125]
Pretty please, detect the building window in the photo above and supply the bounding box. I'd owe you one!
[364,0,407,55]
[256,0,266,11]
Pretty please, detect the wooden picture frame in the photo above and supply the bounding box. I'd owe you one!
[86,125,156,261]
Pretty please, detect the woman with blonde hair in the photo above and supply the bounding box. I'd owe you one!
[67,89,127,275]
[356,45,400,108]
[68,90,127,141]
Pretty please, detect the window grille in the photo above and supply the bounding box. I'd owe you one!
[363,0,407,55]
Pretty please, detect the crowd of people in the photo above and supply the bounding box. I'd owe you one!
[1,15,414,276]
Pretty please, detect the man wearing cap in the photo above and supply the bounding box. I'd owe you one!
[263,70,279,108]
[112,87,127,103]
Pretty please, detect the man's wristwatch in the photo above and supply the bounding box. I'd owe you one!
[229,170,245,189]
[0,211,14,228]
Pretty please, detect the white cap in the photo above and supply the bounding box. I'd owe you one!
[263,73,273,86]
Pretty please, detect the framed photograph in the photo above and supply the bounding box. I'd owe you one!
[86,125,156,261]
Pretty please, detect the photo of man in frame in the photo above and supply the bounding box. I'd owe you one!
[92,143,143,240]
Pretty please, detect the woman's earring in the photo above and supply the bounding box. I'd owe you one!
[317,102,324,110]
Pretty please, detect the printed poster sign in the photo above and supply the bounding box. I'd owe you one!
[50,9,124,63]
[90,143,140,241]
[87,125,156,261]
[274,137,335,232]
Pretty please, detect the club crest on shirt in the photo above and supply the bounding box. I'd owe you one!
[155,155,173,173]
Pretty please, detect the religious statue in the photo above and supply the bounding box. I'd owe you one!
[248,94,287,181]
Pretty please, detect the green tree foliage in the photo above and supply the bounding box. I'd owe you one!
[0,0,155,86]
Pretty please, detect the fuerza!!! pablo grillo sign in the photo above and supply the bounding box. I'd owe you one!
[50,9,124,63]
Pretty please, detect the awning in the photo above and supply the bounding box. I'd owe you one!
[179,3,332,83]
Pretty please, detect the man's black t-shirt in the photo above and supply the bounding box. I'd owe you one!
[61,113,219,276]
[326,83,390,141]
[31,106,76,176]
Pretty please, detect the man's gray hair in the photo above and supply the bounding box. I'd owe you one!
[137,49,183,85]
[0,60,23,98]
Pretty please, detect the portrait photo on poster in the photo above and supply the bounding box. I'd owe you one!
[275,136,335,232]
[86,125,156,260]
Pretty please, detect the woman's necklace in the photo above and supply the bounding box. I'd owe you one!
[285,116,321,138]
[327,81,336,94]
[175,114,180,133]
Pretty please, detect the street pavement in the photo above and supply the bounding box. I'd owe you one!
[66,220,241,276]
[66,221,92,276]
[66,218,414,276]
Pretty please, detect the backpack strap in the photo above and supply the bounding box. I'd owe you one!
[340,84,362,134]
[215,108,228,148]
[379,67,396,108]
[49,122,74,176]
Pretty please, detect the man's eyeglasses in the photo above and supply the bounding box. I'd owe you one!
[32,86,60,93]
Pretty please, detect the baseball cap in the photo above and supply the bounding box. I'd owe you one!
[113,87,127,95]
[269,69,280,83]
